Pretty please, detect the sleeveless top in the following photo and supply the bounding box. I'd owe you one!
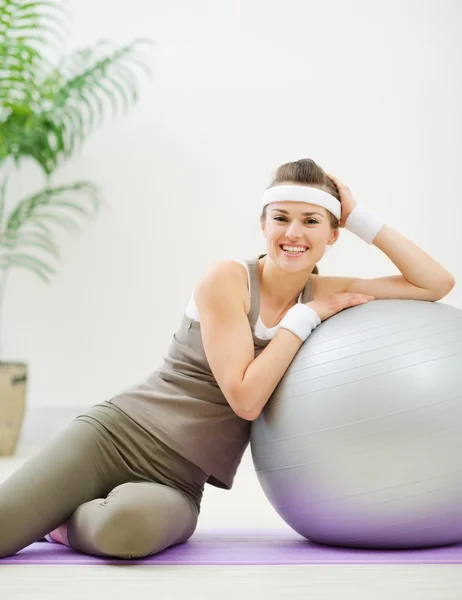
[109,255,314,490]
[185,260,303,340]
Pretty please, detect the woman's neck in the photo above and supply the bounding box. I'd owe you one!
[258,255,313,310]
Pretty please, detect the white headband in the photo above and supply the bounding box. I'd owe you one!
[262,185,341,220]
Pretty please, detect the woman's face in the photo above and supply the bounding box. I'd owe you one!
[261,201,338,272]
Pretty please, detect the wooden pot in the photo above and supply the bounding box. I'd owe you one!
[0,362,28,456]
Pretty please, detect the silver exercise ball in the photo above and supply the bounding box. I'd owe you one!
[251,299,462,549]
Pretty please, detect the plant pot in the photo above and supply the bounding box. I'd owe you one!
[0,362,28,456]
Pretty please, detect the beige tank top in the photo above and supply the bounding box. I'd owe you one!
[109,255,314,489]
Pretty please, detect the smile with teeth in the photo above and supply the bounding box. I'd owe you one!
[280,244,309,256]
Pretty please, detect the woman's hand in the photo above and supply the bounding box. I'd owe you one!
[306,293,375,322]
[326,173,358,228]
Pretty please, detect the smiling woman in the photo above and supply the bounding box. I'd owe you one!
[260,165,342,276]
[0,157,455,562]
[271,208,325,256]
[263,200,337,264]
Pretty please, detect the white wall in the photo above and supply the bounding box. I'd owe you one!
[3,0,462,526]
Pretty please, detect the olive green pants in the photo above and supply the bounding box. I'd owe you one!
[0,402,207,559]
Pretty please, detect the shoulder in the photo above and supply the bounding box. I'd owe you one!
[195,260,248,299]
[198,260,248,284]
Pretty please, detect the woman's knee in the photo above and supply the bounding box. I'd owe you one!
[78,481,198,559]
[90,510,152,558]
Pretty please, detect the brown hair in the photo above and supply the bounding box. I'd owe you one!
[261,158,340,275]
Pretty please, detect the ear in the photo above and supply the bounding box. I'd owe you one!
[328,227,340,246]
[260,215,267,236]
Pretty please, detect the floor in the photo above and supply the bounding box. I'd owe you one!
[1,445,461,599]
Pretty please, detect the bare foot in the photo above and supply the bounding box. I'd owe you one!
[48,523,70,547]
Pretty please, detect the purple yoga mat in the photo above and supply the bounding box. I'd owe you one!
[3,529,462,565]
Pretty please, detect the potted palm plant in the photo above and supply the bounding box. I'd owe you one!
[0,0,151,455]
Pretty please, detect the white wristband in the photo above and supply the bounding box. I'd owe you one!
[345,205,386,244]
[279,303,321,342]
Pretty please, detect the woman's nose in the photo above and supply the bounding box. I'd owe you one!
[286,221,303,239]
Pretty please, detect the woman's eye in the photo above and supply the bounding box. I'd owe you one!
[273,217,318,225]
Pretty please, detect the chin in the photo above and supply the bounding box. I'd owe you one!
[274,250,314,272]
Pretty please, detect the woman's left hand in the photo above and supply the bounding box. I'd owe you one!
[326,173,358,228]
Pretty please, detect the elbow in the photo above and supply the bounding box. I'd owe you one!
[237,405,261,422]
[430,277,456,301]
[233,399,261,422]
[446,276,456,293]
[227,389,261,422]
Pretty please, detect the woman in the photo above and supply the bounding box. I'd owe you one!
[0,158,455,560]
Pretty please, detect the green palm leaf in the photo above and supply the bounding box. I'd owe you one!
[0,253,55,283]
[0,180,102,283]
[2,230,60,259]
[1,0,152,173]
[0,1,152,360]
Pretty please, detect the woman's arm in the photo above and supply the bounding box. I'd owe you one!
[194,261,304,421]
[325,173,455,301]
[311,225,455,302]
[370,224,455,296]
